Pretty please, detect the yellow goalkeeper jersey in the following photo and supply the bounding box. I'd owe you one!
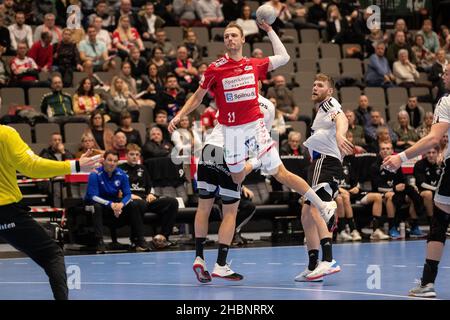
[0,125,72,206]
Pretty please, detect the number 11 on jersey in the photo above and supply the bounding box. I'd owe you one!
[228,112,236,123]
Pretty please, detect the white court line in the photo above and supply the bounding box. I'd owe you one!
[13,262,28,265]
[242,263,256,265]
[91,262,105,265]
[268,263,282,265]
[142,262,156,265]
[343,264,356,266]
[392,265,407,268]
[168,262,181,265]
[442,266,450,269]
[0,281,432,300]
[116,262,131,265]
[292,263,305,266]
[416,266,424,268]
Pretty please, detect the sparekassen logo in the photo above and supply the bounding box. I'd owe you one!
[225,88,256,103]
[222,74,255,90]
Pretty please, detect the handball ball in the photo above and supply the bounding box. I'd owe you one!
[256,5,276,25]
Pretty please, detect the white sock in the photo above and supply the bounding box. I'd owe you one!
[304,188,325,211]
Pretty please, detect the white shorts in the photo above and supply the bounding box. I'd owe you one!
[223,118,280,173]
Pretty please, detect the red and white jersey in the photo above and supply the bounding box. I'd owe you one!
[200,54,270,126]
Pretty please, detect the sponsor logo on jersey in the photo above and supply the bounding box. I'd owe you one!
[214,57,228,67]
[224,88,256,103]
[244,65,253,71]
[222,73,255,90]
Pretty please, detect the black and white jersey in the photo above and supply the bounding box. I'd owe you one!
[370,157,406,193]
[205,94,275,148]
[340,155,358,189]
[414,158,442,191]
[433,93,450,160]
[304,97,343,160]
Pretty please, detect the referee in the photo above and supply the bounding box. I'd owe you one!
[0,125,102,300]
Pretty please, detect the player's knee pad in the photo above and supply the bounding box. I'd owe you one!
[427,205,450,244]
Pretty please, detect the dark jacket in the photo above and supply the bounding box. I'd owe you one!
[370,157,405,193]
[142,139,173,159]
[119,162,153,199]
[39,147,75,161]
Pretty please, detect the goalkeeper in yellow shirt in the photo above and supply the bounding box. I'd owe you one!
[0,125,102,300]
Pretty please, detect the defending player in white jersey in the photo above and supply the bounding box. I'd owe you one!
[295,73,354,282]
[383,66,450,298]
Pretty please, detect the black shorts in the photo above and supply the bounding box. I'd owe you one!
[435,158,450,205]
[350,192,369,204]
[196,144,241,204]
[305,154,344,204]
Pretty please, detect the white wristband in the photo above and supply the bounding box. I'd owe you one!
[399,152,408,162]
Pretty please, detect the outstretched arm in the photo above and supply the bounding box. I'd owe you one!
[258,21,290,71]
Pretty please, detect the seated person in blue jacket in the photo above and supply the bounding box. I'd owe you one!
[85,150,150,253]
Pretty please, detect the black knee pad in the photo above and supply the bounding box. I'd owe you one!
[427,205,450,244]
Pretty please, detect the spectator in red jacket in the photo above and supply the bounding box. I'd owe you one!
[28,31,53,72]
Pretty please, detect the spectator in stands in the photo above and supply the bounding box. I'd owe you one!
[264,0,292,31]
[399,96,425,129]
[112,15,145,59]
[354,95,374,127]
[0,15,11,55]
[417,19,440,54]
[73,77,103,116]
[370,141,406,239]
[112,131,128,159]
[142,125,173,159]
[85,150,149,253]
[280,131,309,159]
[364,23,385,58]
[114,0,139,28]
[84,109,114,150]
[221,0,244,23]
[154,29,176,60]
[252,48,271,89]
[0,0,15,26]
[393,49,420,88]
[79,25,116,75]
[8,11,33,51]
[326,4,348,44]
[416,111,433,138]
[157,73,187,120]
[387,30,416,67]
[412,33,436,72]
[75,132,104,158]
[388,18,412,44]
[200,102,217,134]
[128,47,147,84]
[266,75,311,126]
[120,144,179,249]
[88,0,116,32]
[92,15,113,52]
[365,42,396,88]
[55,0,81,28]
[116,110,143,146]
[41,75,88,124]
[414,146,441,227]
[170,45,198,93]
[39,132,75,161]
[9,42,44,87]
[141,63,165,99]
[307,0,327,29]
[118,61,139,94]
[235,5,260,44]
[153,109,172,142]
[182,28,204,64]
[28,31,53,73]
[365,110,397,150]
[345,110,366,151]
[33,13,62,45]
[53,29,83,87]
[138,2,165,42]
[439,25,450,49]
[108,76,139,123]
[174,0,200,27]
[429,48,448,100]
[271,100,287,138]
[196,0,224,27]
[171,114,202,159]
[394,110,419,152]
[285,0,319,30]
[0,43,9,87]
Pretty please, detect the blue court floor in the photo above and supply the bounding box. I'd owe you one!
[0,240,449,300]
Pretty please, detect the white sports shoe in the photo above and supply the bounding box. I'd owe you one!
[295,268,323,282]
[409,281,436,298]
[336,230,353,242]
[350,229,362,241]
[211,263,244,281]
[305,259,341,280]
[193,256,212,283]
[370,228,390,241]
[320,201,338,231]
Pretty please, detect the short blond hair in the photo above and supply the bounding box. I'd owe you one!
[315,73,335,89]
[224,22,244,37]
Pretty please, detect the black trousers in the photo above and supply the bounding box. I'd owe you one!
[393,185,425,217]
[92,202,145,244]
[135,197,178,239]
[0,203,68,300]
